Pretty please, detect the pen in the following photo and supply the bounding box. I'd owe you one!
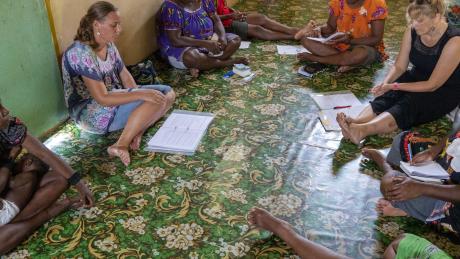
[408,142,413,163]
[333,105,351,109]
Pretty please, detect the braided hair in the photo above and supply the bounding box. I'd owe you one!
[74,1,118,49]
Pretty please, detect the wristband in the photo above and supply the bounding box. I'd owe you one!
[68,171,81,185]
[392,82,399,90]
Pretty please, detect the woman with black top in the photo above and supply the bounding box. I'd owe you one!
[337,0,460,145]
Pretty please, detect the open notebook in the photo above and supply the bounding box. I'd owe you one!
[310,91,366,131]
[145,110,214,155]
[400,161,450,184]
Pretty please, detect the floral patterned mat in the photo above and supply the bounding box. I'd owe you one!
[7,0,460,258]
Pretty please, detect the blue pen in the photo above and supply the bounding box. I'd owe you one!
[408,143,413,163]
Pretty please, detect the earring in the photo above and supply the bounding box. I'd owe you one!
[96,31,101,36]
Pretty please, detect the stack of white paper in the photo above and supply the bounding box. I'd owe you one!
[309,91,366,131]
[307,32,346,43]
[276,45,310,55]
[239,41,251,49]
[400,161,449,183]
[145,110,214,155]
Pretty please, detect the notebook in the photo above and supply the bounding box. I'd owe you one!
[145,110,214,155]
[309,91,365,131]
[307,32,346,43]
[400,161,449,183]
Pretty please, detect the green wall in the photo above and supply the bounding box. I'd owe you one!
[0,0,67,136]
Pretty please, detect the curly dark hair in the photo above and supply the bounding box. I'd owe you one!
[74,1,118,49]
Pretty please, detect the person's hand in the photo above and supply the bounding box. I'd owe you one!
[370,83,391,97]
[75,180,95,207]
[295,20,320,40]
[232,11,247,21]
[324,33,351,45]
[138,90,166,104]
[203,40,222,54]
[9,145,22,160]
[411,149,435,165]
[218,36,228,50]
[385,176,423,201]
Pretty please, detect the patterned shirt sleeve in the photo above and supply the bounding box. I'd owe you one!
[160,2,184,30]
[328,0,341,17]
[110,43,125,74]
[65,43,102,81]
[370,0,388,20]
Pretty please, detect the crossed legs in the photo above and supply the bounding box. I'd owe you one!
[182,36,248,74]
[108,90,176,166]
[0,171,73,254]
[298,38,372,72]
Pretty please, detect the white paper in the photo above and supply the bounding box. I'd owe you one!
[400,161,449,183]
[146,110,214,155]
[310,91,362,110]
[319,105,367,131]
[298,66,312,78]
[307,32,346,43]
[239,41,251,49]
[276,45,310,55]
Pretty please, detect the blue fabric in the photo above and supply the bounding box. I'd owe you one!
[108,85,173,132]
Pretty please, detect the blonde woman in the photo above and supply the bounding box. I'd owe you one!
[337,0,460,145]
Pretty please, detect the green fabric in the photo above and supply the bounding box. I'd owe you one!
[396,234,452,259]
[229,20,249,40]
[5,0,460,258]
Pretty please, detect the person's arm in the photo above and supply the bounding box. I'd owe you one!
[411,136,448,165]
[21,134,95,207]
[0,166,11,194]
[387,176,460,203]
[375,36,460,95]
[119,66,137,89]
[209,11,228,47]
[165,29,221,54]
[82,76,166,107]
[319,15,338,37]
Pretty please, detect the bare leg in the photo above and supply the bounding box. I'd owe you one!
[361,148,393,173]
[297,46,370,68]
[0,198,78,254]
[216,36,242,60]
[248,208,349,259]
[11,171,68,222]
[246,13,299,36]
[300,38,340,57]
[183,49,249,72]
[129,91,176,151]
[108,93,169,166]
[338,112,398,145]
[346,105,377,124]
[247,24,296,40]
[376,198,407,217]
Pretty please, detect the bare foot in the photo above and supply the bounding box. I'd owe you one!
[47,197,81,218]
[362,148,386,167]
[337,65,356,73]
[233,57,249,65]
[376,198,407,217]
[190,68,200,78]
[247,207,290,234]
[107,145,130,166]
[130,134,142,151]
[297,52,316,62]
[294,27,310,40]
[336,112,351,140]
